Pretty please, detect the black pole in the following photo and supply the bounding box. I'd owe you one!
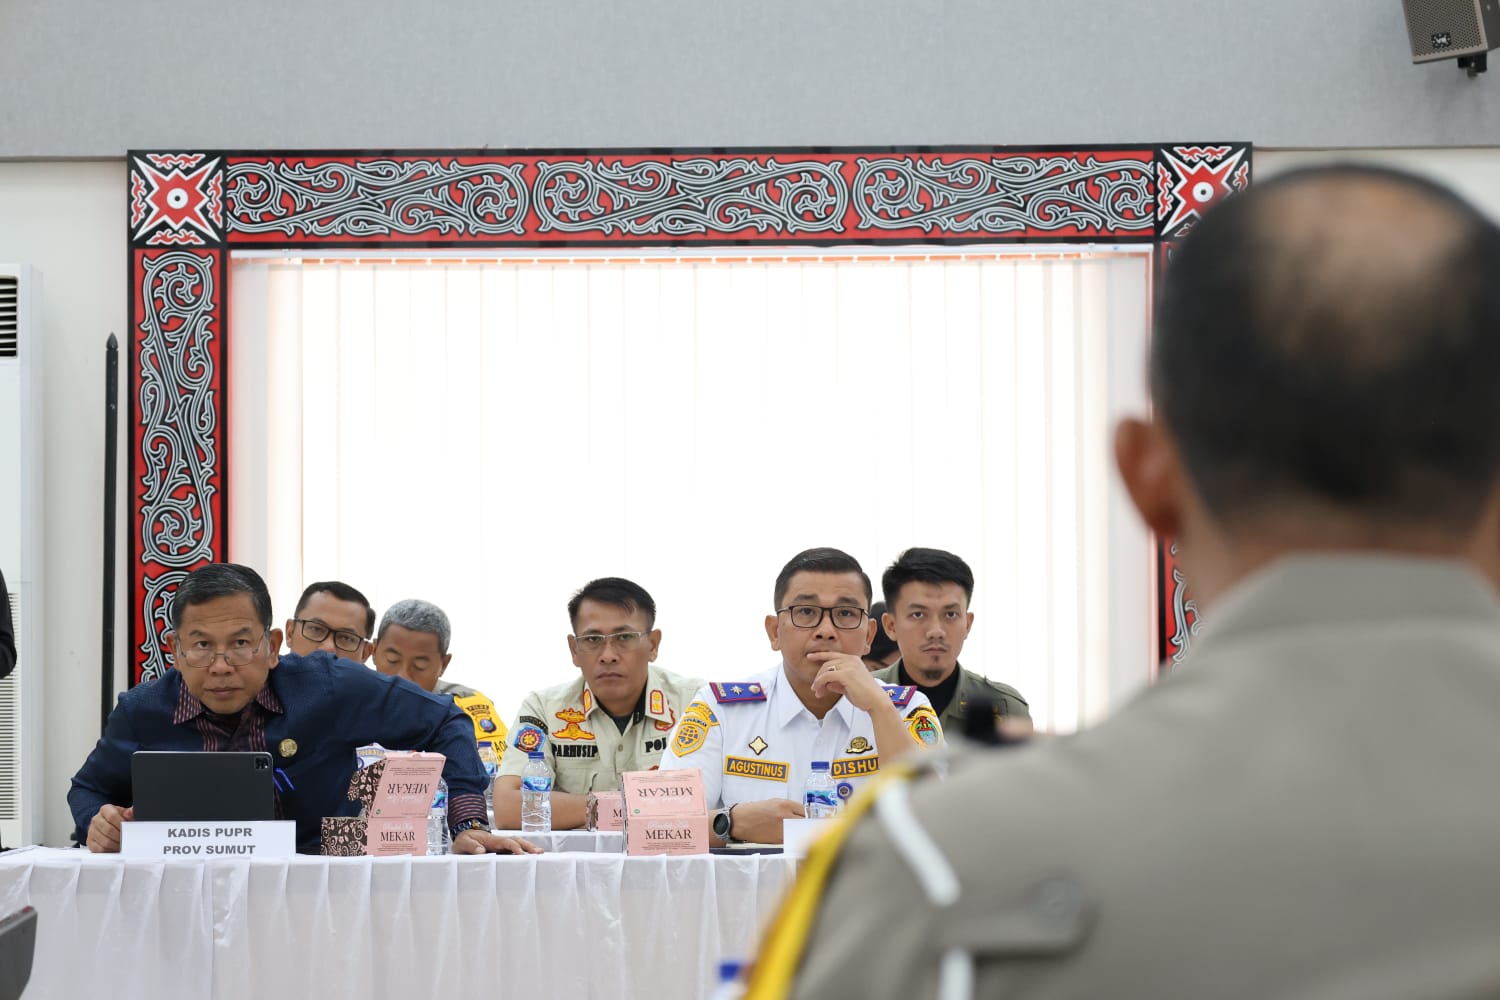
[102,334,118,734]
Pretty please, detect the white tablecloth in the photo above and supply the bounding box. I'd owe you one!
[0,846,796,1000]
[490,830,626,853]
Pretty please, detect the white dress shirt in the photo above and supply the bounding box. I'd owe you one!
[659,662,942,809]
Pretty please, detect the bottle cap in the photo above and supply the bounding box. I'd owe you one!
[718,960,743,982]
[527,751,545,761]
[811,761,830,772]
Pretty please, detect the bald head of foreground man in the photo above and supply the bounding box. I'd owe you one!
[750,167,1500,1000]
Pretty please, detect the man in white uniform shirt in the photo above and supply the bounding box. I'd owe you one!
[660,547,943,844]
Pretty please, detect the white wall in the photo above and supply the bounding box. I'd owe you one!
[0,161,128,846]
[2,1,1499,154]
[10,147,1500,845]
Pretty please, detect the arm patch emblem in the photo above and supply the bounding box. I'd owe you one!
[672,718,710,756]
[513,724,546,753]
[906,707,942,747]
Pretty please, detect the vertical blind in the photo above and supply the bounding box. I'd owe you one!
[230,249,1152,734]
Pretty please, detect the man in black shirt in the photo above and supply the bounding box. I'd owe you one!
[871,548,1029,731]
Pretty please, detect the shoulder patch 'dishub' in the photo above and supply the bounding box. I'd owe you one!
[882,684,916,708]
[710,682,768,704]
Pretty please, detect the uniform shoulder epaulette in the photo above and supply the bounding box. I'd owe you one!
[978,674,1029,705]
[710,681,768,704]
[882,684,916,707]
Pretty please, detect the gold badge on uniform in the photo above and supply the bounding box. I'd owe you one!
[278,738,298,758]
[844,736,873,755]
[552,708,596,741]
[748,735,769,756]
[673,718,709,756]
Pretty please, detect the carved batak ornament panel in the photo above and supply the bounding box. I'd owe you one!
[853,154,1155,236]
[126,144,1249,684]
[224,158,530,241]
[132,249,223,683]
[533,156,849,237]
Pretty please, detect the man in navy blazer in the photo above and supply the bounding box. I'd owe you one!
[69,562,539,856]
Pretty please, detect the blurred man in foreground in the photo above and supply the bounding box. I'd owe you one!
[752,166,1500,998]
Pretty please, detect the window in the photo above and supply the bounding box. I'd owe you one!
[230,247,1151,733]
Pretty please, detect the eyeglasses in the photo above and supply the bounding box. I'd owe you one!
[174,631,271,669]
[572,631,651,652]
[778,605,869,630]
[293,618,368,652]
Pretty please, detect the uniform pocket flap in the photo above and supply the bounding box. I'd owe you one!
[938,876,1094,957]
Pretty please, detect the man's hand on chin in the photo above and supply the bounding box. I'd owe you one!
[808,651,896,716]
[452,829,544,855]
[86,804,133,853]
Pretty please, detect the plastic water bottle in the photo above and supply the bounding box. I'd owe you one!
[521,751,553,833]
[803,761,839,819]
[427,777,451,855]
[478,741,501,826]
[709,960,745,1000]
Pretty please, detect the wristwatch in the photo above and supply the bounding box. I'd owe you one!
[711,805,736,843]
[451,818,489,836]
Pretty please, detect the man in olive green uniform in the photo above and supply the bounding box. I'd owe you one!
[750,167,1500,999]
[494,577,702,830]
[872,547,1029,733]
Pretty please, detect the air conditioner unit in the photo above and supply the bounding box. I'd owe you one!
[0,264,44,848]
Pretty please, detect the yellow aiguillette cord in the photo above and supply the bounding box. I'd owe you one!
[742,763,916,1000]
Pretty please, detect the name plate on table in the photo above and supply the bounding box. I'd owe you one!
[782,817,837,859]
[622,769,708,856]
[589,791,626,832]
[366,753,446,857]
[121,821,296,858]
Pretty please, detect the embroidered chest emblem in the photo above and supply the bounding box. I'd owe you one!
[748,735,769,756]
[552,707,596,741]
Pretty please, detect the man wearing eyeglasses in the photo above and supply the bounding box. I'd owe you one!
[284,580,376,663]
[372,599,508,757]
[659,547,943,845]
[492,578,702,830]
[68,563,538,855]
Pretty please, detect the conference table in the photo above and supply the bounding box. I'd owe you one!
[0,843,797,1000]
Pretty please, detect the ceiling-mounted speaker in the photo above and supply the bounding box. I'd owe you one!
[1401,0,1500,72]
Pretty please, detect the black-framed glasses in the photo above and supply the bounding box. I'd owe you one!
[778,605,868,630]
[572,631,651,652]
[293,619,368,652]
[174,631,271,669]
